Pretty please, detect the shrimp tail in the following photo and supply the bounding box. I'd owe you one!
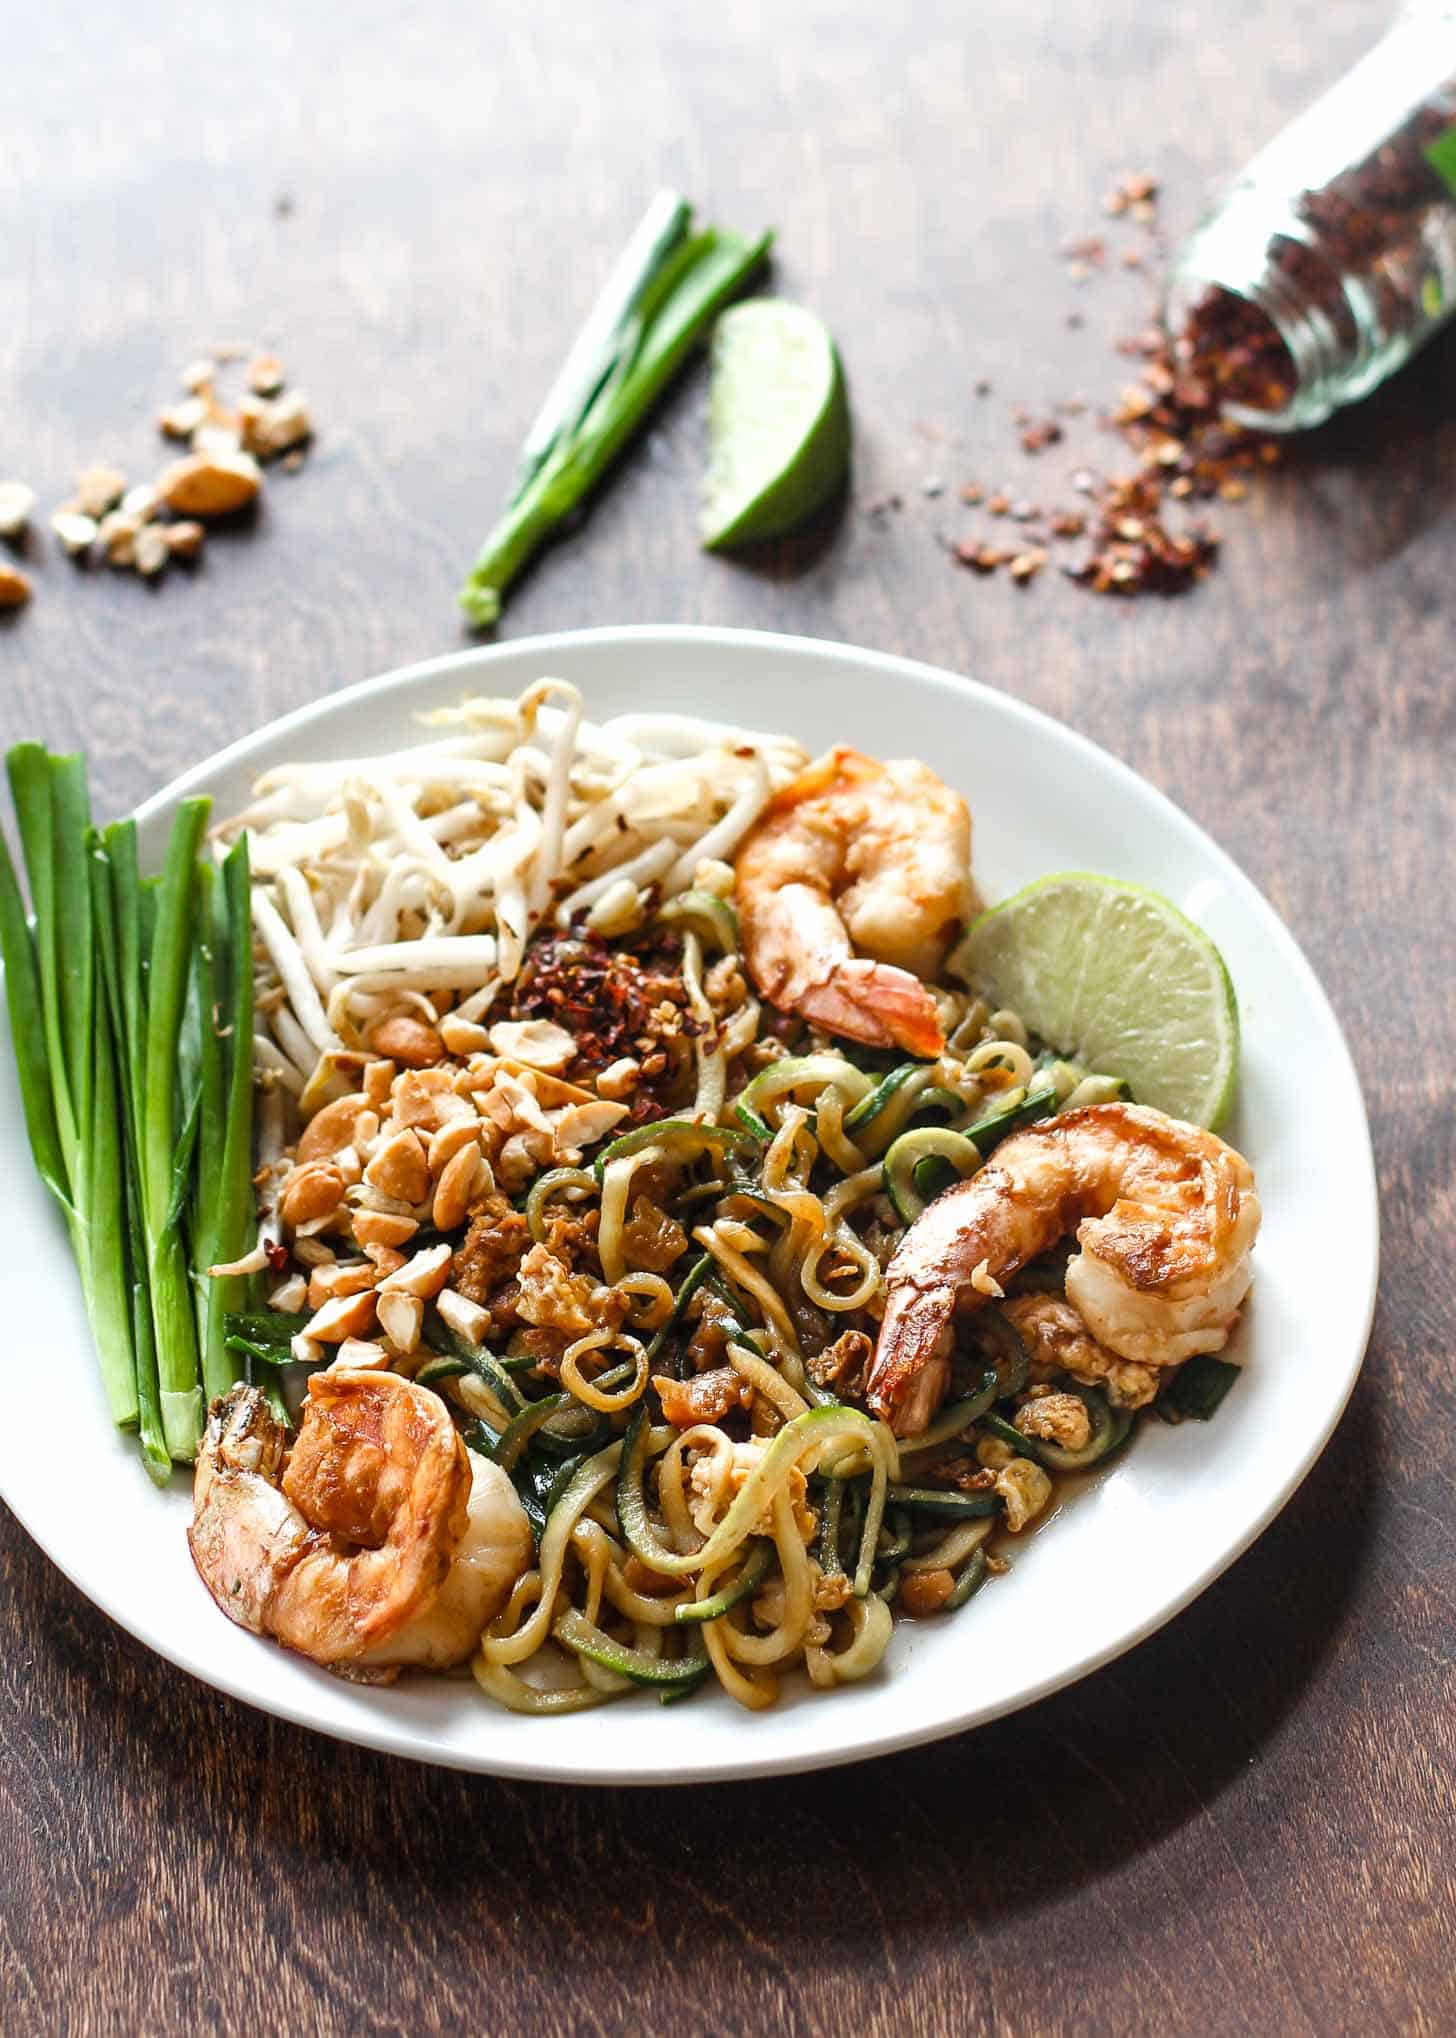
[189,1385,310,1636]
[865,1280,958,1436]
[797,958,945,1057]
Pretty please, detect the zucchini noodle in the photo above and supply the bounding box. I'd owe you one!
[726,1340,810,1424]
[692,1221,803,1354]
[806,1592,894,1686]
[612,1271,676,1329]
[719,1489,815,1666]
[599,1146,663,1284]
[527,1166,596,1242]
[966,1038,1036,1089]
[560,1331,649,1412]
[814,1083,867,1175]
[901,1516,994,1573]
[680,930,727,1122]
[801,1229,882,1312]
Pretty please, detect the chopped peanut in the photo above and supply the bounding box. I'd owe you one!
[436,1287,491,1345]
[302,1289,378,1342]
[278,1160,346,1230]
[267,1272,308,1314]
[427,1119,480,1175]
[351,1208,419,1250]
[432,1141,481,1232]
[376,1290,424,1354]
[595,1057,640,1101]
[488,1018,576,1072]
[363,1128,430,1204]
[305,1258,379,1310]
[376,1243,452,1299]
[363,1059,396,1108]
[296,1093,367,1164]
[0,481,36,539]
[368,1014,443,1068]
[157,449,261,518]
[440,1014,491,1055]
[331,1337,390,1371]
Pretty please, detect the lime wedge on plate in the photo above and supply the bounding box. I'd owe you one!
[953,873,1239,1129]
[701,299,850,548]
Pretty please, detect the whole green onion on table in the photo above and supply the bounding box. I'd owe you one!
[459,190,772,627]
[0,751,256,1482]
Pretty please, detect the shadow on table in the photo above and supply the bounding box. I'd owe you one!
[699,481,852,585]
[21,1366,1378,1965]
[1280,319,1456,572]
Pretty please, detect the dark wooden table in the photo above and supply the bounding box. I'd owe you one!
[4,2,1453,2031]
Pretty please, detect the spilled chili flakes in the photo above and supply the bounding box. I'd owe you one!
[1018,416,1063,453]
[948,169,1281,598]
[953,540,1011,574]
[1008,547,1048,583]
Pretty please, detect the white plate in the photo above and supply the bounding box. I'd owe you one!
[0,627,1378,1784]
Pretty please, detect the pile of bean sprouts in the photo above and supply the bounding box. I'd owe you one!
[220,678,807,1112]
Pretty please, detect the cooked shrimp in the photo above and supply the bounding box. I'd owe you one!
[354,1449,534,1673]
[866,1102,1260,1434]
[733,746,973,1057]
[189,1370,530,1676]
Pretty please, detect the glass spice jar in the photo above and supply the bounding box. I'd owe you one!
[1164,1,1456,429]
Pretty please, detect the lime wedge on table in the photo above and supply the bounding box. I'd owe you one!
[701,299,850,548]
[954,874,1240,1129]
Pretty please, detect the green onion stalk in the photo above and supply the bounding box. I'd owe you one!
[0,749,137,1432]
[460,190,772,627]
[0,750,259,1480]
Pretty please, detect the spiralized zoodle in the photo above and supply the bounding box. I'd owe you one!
[188,681,1260,1714]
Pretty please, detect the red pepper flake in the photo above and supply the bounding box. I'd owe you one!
[986,492,1011,516]
[1018,417,1064,453]
[959,482,985,505]
[1008,548,1048,583]
[1105,171,1159,218]
[954,541,1010,573]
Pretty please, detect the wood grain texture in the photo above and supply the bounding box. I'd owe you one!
[2,1,1454,2032]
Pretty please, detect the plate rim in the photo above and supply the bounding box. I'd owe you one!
[1,624,1380,1783]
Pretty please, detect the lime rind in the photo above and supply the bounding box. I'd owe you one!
[701,298,850,550]
[952,871,1240,1130]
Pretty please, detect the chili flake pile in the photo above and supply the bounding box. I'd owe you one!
[950,173,1285,599]
[507,928,701,1121]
